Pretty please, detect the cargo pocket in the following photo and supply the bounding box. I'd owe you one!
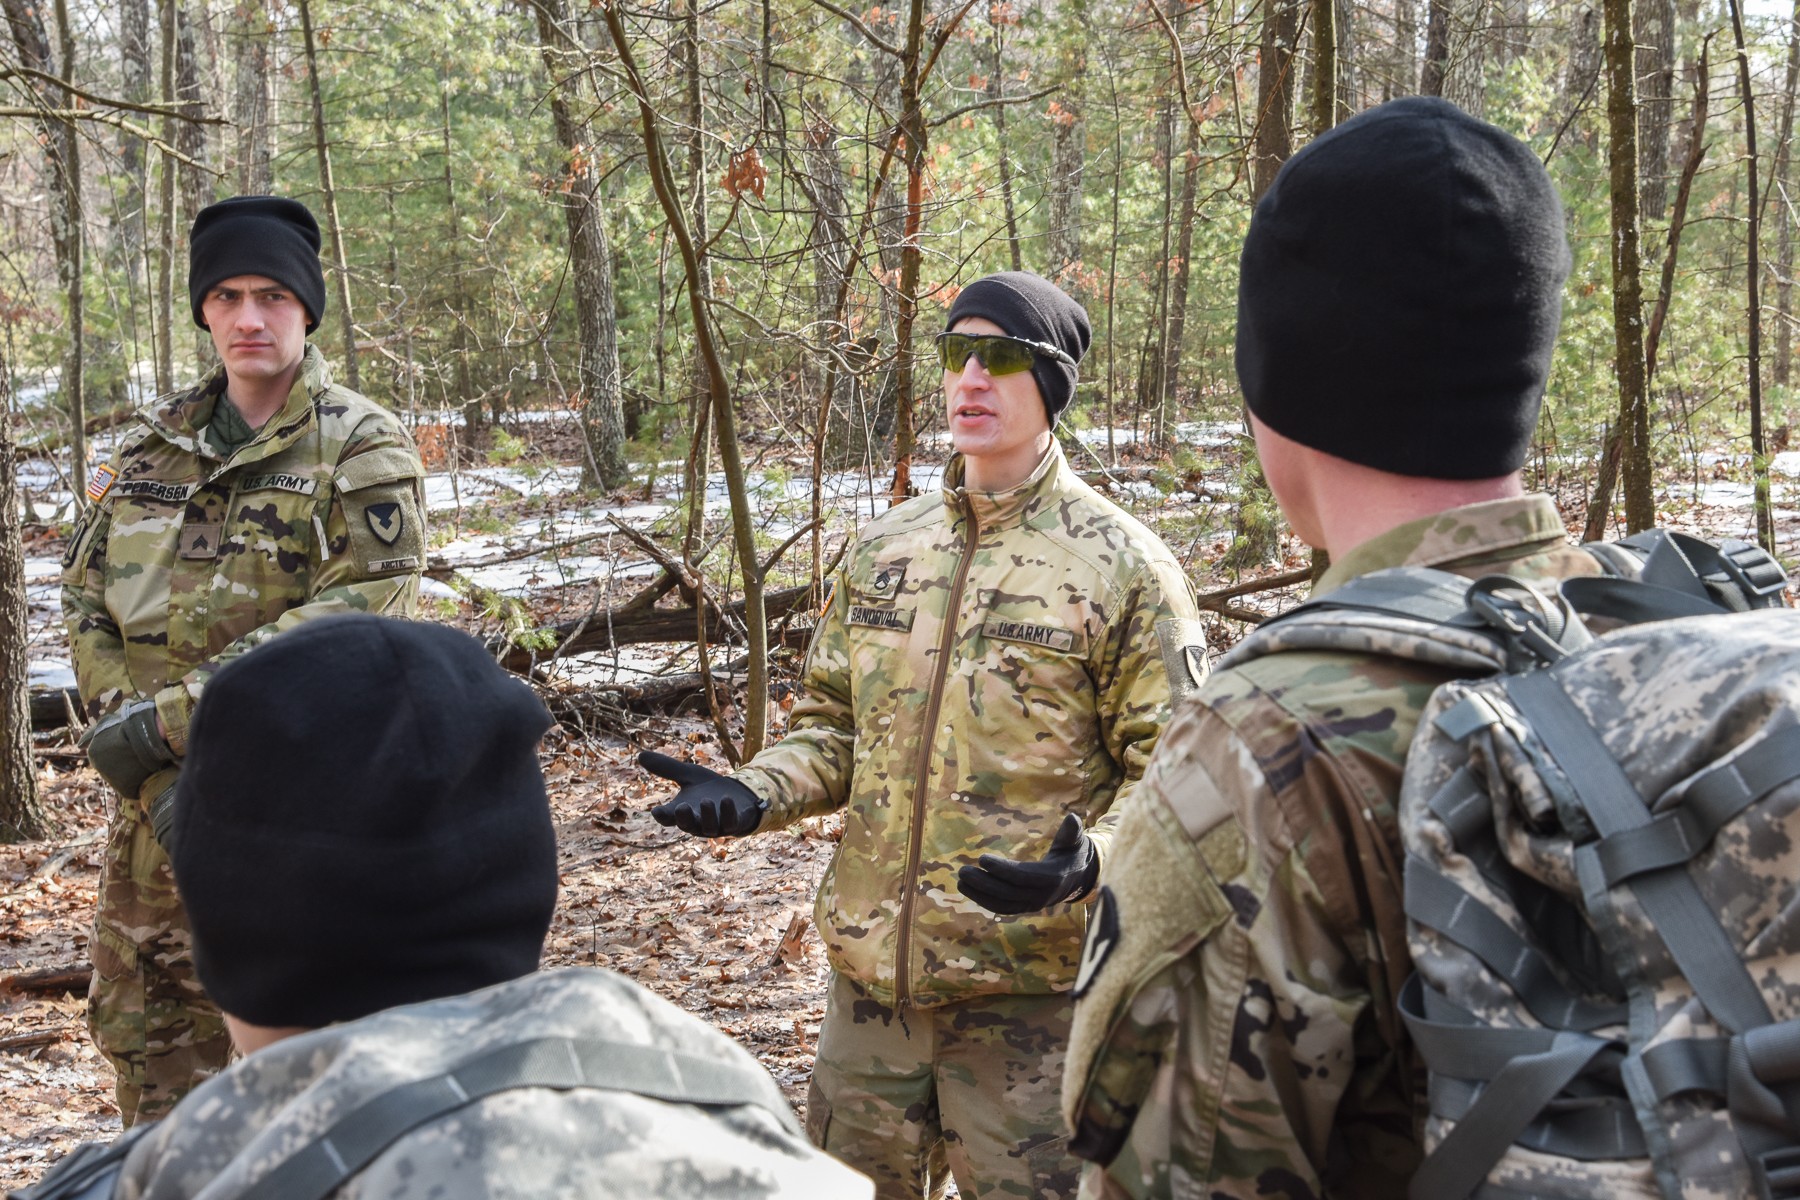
[804,1073,833,1148]
[336,447,426,578]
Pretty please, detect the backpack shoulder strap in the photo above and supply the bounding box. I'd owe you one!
[242,1035,800,1200]
[1220,567,1556,676]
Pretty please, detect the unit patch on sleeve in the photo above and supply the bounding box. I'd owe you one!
[85,463,117,504]
[364,502,404,545]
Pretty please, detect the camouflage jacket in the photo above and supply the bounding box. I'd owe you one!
[107,968,873,1198]
[61,345,425,794]
[1063,496,1605,1199]
[734,442,1198,1008]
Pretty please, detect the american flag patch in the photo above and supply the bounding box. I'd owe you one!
[85,463,117,503]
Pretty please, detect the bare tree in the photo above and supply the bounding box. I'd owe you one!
[297,0,360,391]
[0,354,46,842]
[1603,0,1655,530]
[530,0,629,490]
[1729,0,1775,549]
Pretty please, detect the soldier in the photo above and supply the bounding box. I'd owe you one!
[641,272,1201,1199]
[1061,98,1605,1198]
[13,615,872,1200]
[60,195,427,1125]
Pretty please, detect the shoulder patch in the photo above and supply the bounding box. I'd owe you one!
[1073,886,1121,998]
[85,463,117,504]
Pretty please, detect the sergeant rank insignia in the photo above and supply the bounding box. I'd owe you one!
[365,502,404,545]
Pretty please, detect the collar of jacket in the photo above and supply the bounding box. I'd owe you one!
[940,439,1069,531]
[142,343,334,470]
[1313,493,1571,596]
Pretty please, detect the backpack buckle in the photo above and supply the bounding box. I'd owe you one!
[1466,575,1592,671]
[1752,1146,1800,1199]
[1719,540,1791,605]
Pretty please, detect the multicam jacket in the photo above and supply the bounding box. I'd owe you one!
[61,344,426,782]
[735,442,1199,1009]
[1063,496,1606,1200]
[103,968,872,1198]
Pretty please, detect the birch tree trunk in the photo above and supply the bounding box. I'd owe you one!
[0,361,45,842]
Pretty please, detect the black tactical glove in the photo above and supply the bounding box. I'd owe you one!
[80,698,176,800]
[958,812,1099,915]
[148,780,179,856]
[640,750,766,838]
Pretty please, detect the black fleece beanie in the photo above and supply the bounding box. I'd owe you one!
[171,614,558,1029]
[946,271,1092,424]
[189,195,328,334]
[1236,97,1570,479]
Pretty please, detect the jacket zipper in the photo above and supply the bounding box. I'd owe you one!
[894,491,980,1009]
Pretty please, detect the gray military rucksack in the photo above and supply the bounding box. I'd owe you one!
[1225,530,1800,1199]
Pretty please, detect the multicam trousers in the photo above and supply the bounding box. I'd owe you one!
[806,972,1079,1200]
[88,794,230,1126]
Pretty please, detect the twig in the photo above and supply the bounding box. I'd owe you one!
[0,1028,65,1053]
[1195,566,1312,605]
[29,827,104,882]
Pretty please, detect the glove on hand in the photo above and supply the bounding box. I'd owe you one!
[640,750,765,838]
[81,698,176,800]
[148,780,179,856]
[958,812,1099,915]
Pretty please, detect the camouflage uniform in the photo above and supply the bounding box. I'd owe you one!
[105,968,873,1199]
[734,442,1199,1198]
[60,343,426,1125]
[1063,496,1605,1200]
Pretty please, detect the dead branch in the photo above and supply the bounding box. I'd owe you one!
[0,965,88,997]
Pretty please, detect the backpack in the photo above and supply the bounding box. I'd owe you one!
[9,1032,811,1200]
[1222,529,1798,1199]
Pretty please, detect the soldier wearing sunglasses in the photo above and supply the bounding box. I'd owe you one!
[641,271,1201,1199]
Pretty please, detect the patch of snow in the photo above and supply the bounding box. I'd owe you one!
[29,659,75,690]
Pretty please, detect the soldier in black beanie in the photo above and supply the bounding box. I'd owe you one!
[15,614,874,1200]
[65,193,429,1125]
[1066,98,1603,1199]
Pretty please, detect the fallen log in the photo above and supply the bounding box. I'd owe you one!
[0,965,89,997]
[29,687,79,732]
[491,583,816,673]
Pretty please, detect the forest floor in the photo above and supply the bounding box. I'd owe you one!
[4,411,1799,1189]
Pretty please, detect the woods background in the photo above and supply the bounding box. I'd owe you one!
[3,0,1800,834]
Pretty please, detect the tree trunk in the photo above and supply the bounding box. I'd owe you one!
[1729,0,1775,550]
[1584,37,1709,542]
[890,0,928,501]
[799,98,865,470]
[177,2,212,369]
[440,76,478,434]
[1391,0,1416,101]
[679,0,713,549]
[119,0,152,288]
[234,0,274,193]
[603,0,770,758]
[1253,0,1300,200]
[51,0,84,486]
[297,0,361,392]
[1775,0,1800,389]
[1,0,84,484]
[1420,0,1451,95]
[1604,0,1656,531]
[0,356,46,842]
[530,0,629,490]
[1045,0,1087,286]
[1311,0,1338,135]
[988,6,1022,272]
[154,0,177,395]
[1635,0,1677,220]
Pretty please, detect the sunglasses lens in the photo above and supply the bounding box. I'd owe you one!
[938,334,1036,376]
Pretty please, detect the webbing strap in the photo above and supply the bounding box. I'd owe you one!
[1593,728,1800,888]
[1281,566,1478,626]
[1427,1074,1646,1161]
[1559,576,1725,625]
[243,1035,799,1200]
[1628,530,1714,600]
[1504,671,1775,1037]
[1408,1031,1618,1199]
[1404,857,1625,1031]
